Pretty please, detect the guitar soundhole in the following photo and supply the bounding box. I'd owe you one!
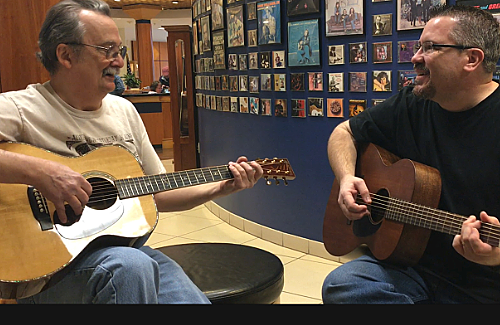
[352,188,389,238]
[86,177,118,210]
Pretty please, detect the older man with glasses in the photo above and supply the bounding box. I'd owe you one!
[0,0,263,304]
[323,4,500,303]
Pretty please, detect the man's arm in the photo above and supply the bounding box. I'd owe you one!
[0,149,92,223]
[327,120,371,220]
[154,156,263,212]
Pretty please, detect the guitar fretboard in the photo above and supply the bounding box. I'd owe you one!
[115,165,233,199]
[359,194,500,247]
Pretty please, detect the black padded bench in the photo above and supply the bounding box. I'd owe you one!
[157,243,284,304]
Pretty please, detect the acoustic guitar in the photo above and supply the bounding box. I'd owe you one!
[0,142,295,299]
[323,143,500,266]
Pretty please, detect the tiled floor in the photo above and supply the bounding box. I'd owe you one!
[145,203,343,303]
[144,157,352,303]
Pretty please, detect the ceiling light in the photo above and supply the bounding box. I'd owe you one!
[172,1,179,4]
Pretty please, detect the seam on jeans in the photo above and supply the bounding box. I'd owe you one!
[92,265,117,304]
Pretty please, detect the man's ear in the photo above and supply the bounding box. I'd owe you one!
[463,48,485,72]
[55,44,75,69]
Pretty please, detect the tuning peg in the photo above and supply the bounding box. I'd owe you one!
[274,177,279,185]
[282,178,288,186]
[264,177,272,186]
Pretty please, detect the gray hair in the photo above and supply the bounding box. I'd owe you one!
[37,0,110,75]
[430,5,500,73]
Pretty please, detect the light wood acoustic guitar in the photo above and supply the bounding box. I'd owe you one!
[0,142,295,299]
[323,143,500,266]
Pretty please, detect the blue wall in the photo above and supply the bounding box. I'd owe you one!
[195,0,456,241]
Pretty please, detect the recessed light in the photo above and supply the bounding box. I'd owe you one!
[172,1,179,4]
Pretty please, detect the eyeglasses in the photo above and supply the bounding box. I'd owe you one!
[66,43,127,60]
[415,41,475,54]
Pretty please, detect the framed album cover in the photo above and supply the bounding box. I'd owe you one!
[273,50,286,68]
[328,45,344,65]
[249,76,260,93]
[260,51,271,69]
[308,98,323,116]
[230,97,239,112]
[372,13,392,36]
[240,97,249,113]
[239,54,248,70]
[222,96,230,111]
[398,70,417,90]
[349,99,366,117]
[325,0,364,36]
[288,19,320,67]
[397,0,446,31]
[349,42,367,63]
[308,72,323,91]
[327,98,344,118]
[230,75,239,91]
[291,99,306,118]
[373,70,392,92]
[211,0,224,30]
[248,2,257,20]
[200,15,211,52]
[261,73,272,91]
[290,72,305,91]
[239,75,248,91]
[349,72,367,92]
[398,40,419,63]
[221,75,229,90]
[193,21,199,55]
[373,41,392,64]
[274,74,286,91]
[250,97,260,114]
[228,53,238,70]
[212,30,226,69]
[275,99,287,117]
[249,52,259,69]
[261,98,272,116]
[257,0,281,45]
[248,30,258,47]
[328,72,344,92]
[287,0,320,16]
[227,5,245,47]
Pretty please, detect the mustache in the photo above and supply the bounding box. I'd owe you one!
[103,67,121,76]
[413,64,429,72]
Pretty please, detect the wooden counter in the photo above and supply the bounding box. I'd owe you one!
[123,93,172,148]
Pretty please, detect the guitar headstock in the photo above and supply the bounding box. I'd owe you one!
[256,158,296,186]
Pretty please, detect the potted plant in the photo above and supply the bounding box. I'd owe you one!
[123,72,141,89]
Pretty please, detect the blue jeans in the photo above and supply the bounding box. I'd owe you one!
[322,254,479,304]
[18,246,210,304]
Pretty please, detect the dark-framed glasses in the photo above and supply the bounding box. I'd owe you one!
[415,41,475,54]
[66,43,127,60]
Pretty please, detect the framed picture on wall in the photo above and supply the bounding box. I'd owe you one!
[372,13,392,36]
[308,72,323,91]
[328,72,344,92]
[291,99,306,118]
[325,0,364,36]
[200,15,211,52]
[349,99,367,117]
[328,44,344,65]
[349,42,367,63]
[211,0,224,30]
[290,72,305,91]
[398,40,419,63]
[308,98,324,116]
[288,19,320,67]
[227,5,245,47]
[248,2,257,20]
[257,0,281,45]
[397,0,446,31]
[212,30,226,69]
[192,21,199,55]
[261,98,272,115]
[373,70,392,92]
[327,98,344,118]
[373,41,392,63]
[348,72,367,92]
[287,0,320,16]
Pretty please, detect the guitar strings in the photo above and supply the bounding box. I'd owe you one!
[356,193,500,242]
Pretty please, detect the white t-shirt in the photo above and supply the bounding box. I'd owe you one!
[0,81,165,176]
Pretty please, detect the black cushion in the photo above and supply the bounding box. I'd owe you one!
[157,243,284,304]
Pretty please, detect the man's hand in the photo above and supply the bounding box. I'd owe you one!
[337,175,372,220]
[219,156,263,195]
[33,159,92,224]
[453,211,500,266]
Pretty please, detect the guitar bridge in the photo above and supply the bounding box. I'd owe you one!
[27,186,53,231]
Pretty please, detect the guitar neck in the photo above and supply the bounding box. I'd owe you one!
[115,165,233,199]
[366,194,500,247]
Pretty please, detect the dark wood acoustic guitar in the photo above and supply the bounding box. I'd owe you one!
[0,142,295,299]
[323,143,500,266]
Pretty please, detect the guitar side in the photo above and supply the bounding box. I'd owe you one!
[0,143,157,299]
[323,143,442,266]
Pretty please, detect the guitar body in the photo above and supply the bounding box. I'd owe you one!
[323,143,442,266]
[0,142,157,299]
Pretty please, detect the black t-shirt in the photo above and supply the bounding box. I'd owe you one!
[349,86,500,303]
